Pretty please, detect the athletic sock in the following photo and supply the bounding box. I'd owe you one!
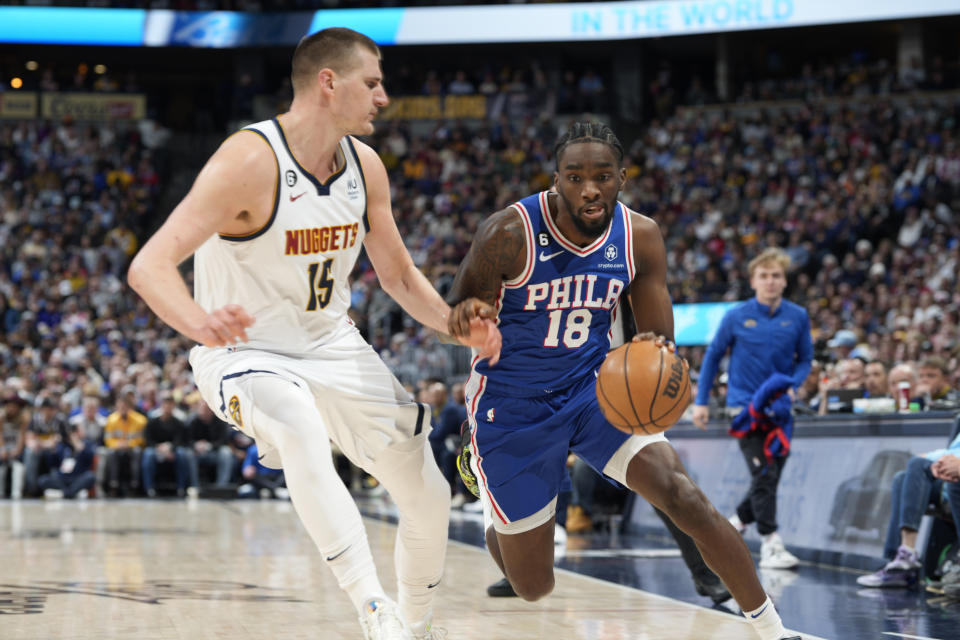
[324,531,388,615]
[744,596,788,640]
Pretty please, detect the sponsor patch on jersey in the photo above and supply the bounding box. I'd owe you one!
[744,318,757,328]
[604,243,618,261]
[347,177,361,200]
[228,395,243,427]
[285,170,298,187]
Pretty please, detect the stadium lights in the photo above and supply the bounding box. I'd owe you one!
[11,77,23,89]
[25,61,39,71]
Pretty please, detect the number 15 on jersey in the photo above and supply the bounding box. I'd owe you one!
[306,259,334,311]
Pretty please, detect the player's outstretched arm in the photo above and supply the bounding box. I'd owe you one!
[355,138,501,362]
[127,132,271,347]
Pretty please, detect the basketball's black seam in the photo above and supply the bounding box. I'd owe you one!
[623,342,646,435]
[652,355,691,426]
[648,345,665,431]
[597,371,630,429]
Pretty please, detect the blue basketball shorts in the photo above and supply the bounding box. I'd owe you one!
[464,371,666,531]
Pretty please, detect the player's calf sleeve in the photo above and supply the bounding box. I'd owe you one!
[320,528,388,615]
[244,377,386,613]
[372,437,451,628]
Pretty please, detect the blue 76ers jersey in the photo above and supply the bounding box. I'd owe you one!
[474,191,636,393]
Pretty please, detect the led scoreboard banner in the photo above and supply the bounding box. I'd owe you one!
[1,1,958,47]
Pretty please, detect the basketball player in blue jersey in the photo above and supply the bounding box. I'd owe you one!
[129,28,499,640]
[447,122,801,640]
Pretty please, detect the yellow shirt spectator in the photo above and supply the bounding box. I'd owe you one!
[104,409,147,449]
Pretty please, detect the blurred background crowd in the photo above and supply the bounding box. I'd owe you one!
[0,10,958,505]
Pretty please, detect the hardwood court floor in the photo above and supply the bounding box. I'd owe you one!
[0,499,811,640]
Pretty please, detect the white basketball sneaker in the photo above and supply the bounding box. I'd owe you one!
[760,534,800,569]
[360,599,411,640]
[728,514,747,534]
[411,618,447,640]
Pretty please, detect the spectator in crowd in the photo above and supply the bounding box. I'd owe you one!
[141,392,194,498]
[826,330,858,362]
[793,361,822,410]
[858,418,960,588]
[103,389,146,497]
[566,455,619,534]
[447,70,475,95]
[864,361,888,399]
[0,392,29,499]
[816,358,867,415]
[68,394,109,495]
[184,391,235,489]
[24,396,68,496]
[693,248,813,570]
[933,453,960,599]
[227,427,255,480]
[237,443,288,500]
[69,395,107,444]
[887,363,921,405]
[916,356,960,408]
[37,424,96,500]
[426,379,472,506]
[577,69,605,112]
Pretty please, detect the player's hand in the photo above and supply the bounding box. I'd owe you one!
[691,404,709,430]
[469,316,501,365]
[448,298,501,365]
[194,304,255,347]
[447,298,495,337]
[633,331,691,376]
[632,331,675,353]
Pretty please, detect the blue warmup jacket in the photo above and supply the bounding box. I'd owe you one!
[695,298,813,409]
[729,373,795,463]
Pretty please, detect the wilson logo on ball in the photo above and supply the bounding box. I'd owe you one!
[662,358,684,399]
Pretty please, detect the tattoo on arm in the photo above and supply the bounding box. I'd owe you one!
[449,209,527,306]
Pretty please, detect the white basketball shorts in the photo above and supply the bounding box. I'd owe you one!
[189,325,430,470]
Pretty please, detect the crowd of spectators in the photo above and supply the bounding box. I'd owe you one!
[351,92,960,406]
[653,54,960,118]
[1,51,959,502]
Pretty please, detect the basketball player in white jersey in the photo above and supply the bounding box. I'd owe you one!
[128,28,500,640]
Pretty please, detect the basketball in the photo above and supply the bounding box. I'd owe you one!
[595,340,691,435]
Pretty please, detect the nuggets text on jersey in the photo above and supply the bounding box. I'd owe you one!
[285,223,360,256]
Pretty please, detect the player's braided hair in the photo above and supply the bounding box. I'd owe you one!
[553,122,624,169]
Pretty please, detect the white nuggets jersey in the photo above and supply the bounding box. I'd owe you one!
[193,118,368,354]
